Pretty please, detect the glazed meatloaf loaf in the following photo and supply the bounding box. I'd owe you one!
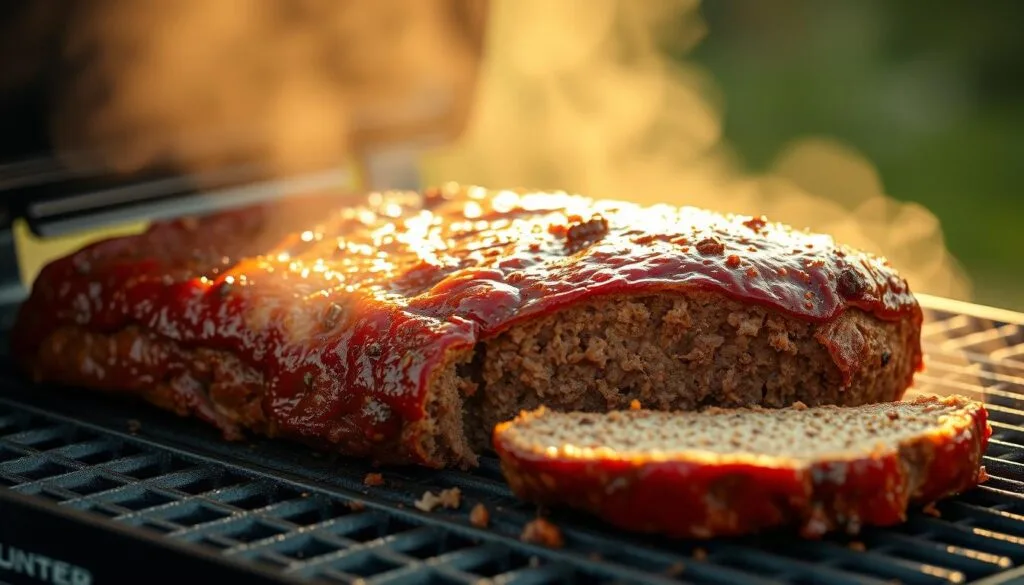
[11,184,924,468]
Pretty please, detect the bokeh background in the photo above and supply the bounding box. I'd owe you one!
[693,0,1024,311]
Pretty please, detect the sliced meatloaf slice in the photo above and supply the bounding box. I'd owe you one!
[494,395,991,538]
[12,185,924,468]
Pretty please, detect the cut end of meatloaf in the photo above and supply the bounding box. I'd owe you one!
[445,290,919,458]
[493,395,991,538]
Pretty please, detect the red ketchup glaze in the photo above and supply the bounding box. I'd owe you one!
[494,449,812,538]
[12,185,922,464]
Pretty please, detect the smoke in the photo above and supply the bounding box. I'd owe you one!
[45,0,969,301]
[51,0,487,179]
[424,0,972,301]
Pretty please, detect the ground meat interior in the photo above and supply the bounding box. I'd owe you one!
[496,401,964,460]
[450,291,910,453]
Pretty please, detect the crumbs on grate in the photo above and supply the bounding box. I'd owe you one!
[469,503,490,528]
[415,487,462,512]
[521,517,564,548]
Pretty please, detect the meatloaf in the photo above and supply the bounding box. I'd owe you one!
[11,184,924,468]
[494,395,990,538]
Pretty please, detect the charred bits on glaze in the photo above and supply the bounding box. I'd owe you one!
[695,237,725,256]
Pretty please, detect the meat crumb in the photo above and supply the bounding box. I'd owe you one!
[692,547,708,561]
[363,472,385,487]
[127,419,142,434]
[978,466,990,483]
[521,518,564,548]
[415,487,462,512]
[348,501,366,512]
[848,541,866,552]
[469,503,490,528]
[790,401,808,411]
[565,215,609,246]
[629,399,642,410]
[922,502,941,518]
[695,237,725,256]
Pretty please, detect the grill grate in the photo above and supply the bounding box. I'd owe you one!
[2,298,1024,585]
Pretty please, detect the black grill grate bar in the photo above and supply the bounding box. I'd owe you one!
[986,438,1024,454]
[916,374,1016,398]
[713,545,897,585]
[915,381,1024,414]
[0,448,85,476]
[370,565,481,585]
[902,517,1024,562]
[764,541,965,585]
[486,565,577,585]
[928,349,1024,381]
[421,543,531,576]
[970,485,1024,509]
[48,437,125,464]
[922,351,1023,378]
[983,452,1024,470]
[64,483,181,514]
[15,467,127,499]
[172,509,297,542]
[978,409,1024,431]
[862,531,1013,579]
[934,324,1023,352]
[287,531,477,579]
[980,459,1024,492]
[924,359,1024,389]
[202,480,304,510]
[333,549,438,582]
[943,502,1024,536]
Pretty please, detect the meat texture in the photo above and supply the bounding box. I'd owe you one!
[12,185,923,468]
[493,395,991,538]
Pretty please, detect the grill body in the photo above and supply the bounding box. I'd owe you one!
[0,297,1023,585]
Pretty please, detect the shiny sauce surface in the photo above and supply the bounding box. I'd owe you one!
[15,185,921,448]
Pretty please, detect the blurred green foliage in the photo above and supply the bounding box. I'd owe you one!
[689,0,1024,310]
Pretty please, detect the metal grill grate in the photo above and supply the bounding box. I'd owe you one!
[2,298,1024,585]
